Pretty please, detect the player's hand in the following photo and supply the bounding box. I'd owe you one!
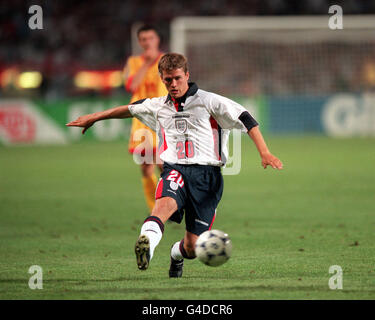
[261,152,283,170]
[66,114,96,134]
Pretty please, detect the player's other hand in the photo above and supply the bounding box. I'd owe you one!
[66,114,96,134]
[261,152,283,170]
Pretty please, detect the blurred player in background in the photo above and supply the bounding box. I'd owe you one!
[123,25,168,212]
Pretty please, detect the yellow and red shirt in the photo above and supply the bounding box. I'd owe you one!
[124,53,167,154]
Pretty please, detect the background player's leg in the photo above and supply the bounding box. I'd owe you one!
[140,163,158,213]
[154,148,164,174]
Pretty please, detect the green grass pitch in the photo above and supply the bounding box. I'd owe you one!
[0,136,374,299]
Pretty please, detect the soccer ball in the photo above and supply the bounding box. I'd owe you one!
[195,229,232,267]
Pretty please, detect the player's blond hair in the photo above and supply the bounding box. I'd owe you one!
[158,53,188,74]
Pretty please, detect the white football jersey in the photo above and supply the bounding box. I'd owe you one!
[128,83,257,166]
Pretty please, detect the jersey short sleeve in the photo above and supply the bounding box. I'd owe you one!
[128,98,157,131]
[205,92,257,132]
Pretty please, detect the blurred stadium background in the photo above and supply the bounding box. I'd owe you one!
[1,0,375,144]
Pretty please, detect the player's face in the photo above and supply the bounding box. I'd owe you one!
[161,68,190,99]
[138,30,160,51]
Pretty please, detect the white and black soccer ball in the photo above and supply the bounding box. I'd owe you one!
[195,229,232,267]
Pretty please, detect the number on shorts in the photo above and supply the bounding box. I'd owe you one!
[166,170,184,187]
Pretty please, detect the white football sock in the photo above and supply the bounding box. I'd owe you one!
[171,241,183,261]
[140,221,163,260]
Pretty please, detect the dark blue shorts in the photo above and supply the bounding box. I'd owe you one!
[155,162,224,235]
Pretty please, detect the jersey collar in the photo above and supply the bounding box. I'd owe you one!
[165,82,198,104]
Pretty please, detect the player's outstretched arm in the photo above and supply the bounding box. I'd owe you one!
[248,126,283,170]
[66,105,132,134]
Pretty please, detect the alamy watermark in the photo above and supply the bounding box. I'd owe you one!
[28,5,43,30]
[328,265,343,290]
[328,5,343,30]
[131,127,242,176]
[28,265,43,289]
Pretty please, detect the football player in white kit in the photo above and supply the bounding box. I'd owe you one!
[66,53,283,278]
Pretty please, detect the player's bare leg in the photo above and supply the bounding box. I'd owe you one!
[151,197,178,223]
[169,231,198,278]
[135,197,177,270]
[182,231,198,258]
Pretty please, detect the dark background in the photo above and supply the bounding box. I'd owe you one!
[1,0,374,98]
